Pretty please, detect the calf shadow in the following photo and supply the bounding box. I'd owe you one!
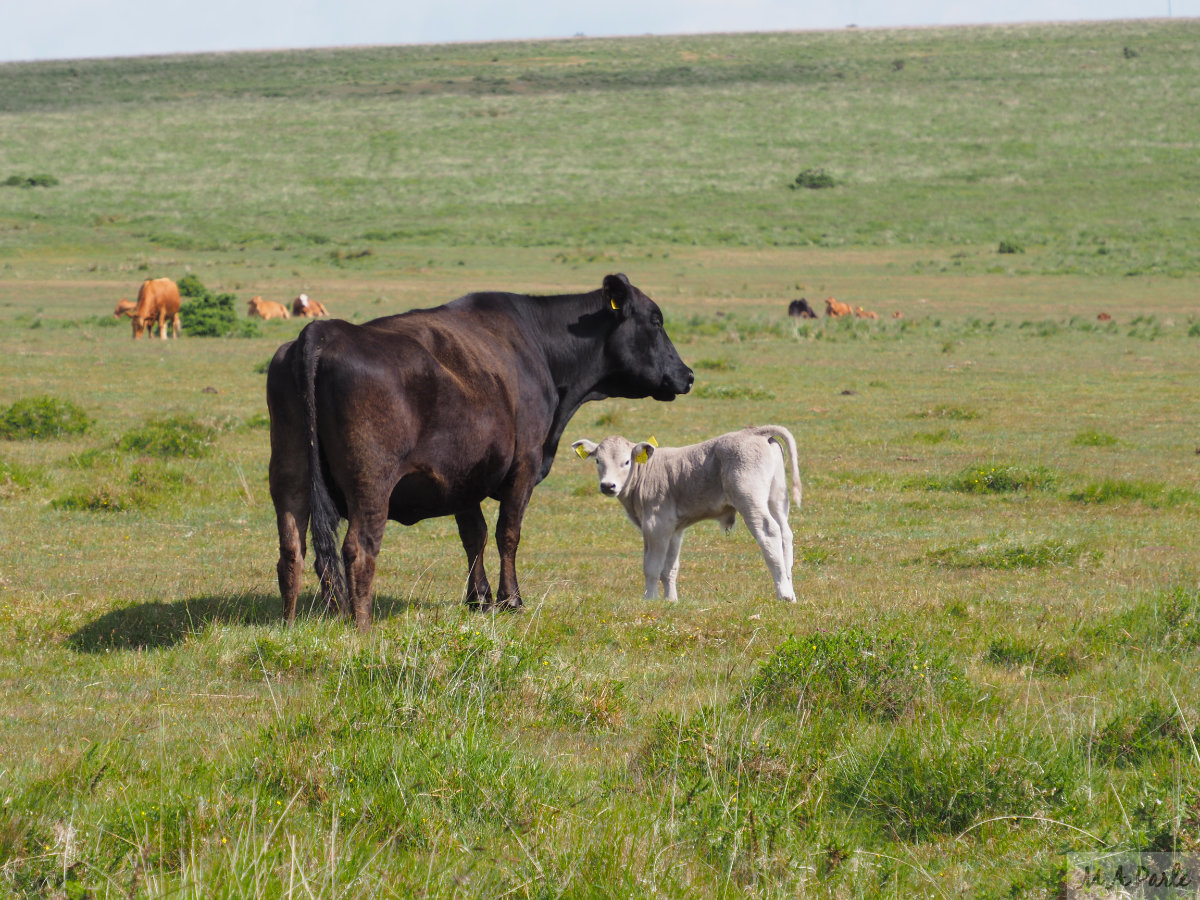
[67,592,418,654]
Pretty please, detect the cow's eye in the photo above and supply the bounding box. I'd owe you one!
[622,460,630,467]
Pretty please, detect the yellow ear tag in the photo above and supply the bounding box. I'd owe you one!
[634,448,649,464]
[648,436,658,447]
[574,444,590,459]
[609,297,619,310]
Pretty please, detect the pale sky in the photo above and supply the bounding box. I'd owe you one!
[1,0,1193,63]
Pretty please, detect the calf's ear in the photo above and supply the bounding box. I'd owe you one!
[632,442,656,465]
[571,439,599,460]
[602,273,633,315]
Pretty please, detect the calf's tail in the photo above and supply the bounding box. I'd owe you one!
[295,323,347,605]
[754,425,803,509]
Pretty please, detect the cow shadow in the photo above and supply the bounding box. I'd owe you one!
[67,592,422,653]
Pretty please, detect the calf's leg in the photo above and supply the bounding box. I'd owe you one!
[740,500,795,602]
[660,530,685,601]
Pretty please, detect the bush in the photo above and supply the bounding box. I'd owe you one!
[3,173,58,188]
[998,240,1025,254]
[176,273,209,298]
[745,629,968,719]
[180,292,261,338]
[118,415,216,458]
[791,167,837,189]
[0,396,91,440]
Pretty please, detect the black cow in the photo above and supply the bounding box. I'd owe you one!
[788,298,817,319]
[267,273,694,630]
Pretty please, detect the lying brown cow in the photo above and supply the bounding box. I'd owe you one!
[854,306,879,319]
[248,296,291,320]
[292,294,328,318]
[121,278,181,339]
[825,297,853,317]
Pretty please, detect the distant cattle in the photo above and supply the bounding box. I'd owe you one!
[123,278,181,339]
[248,296,291,320]
[825,297,853,317]
[854,306,879,319]
[787,298,817,319]
[572,426,802,603]
[1098,312,1113,322]
[892,311,904,319]
[292,294,328,318]
[267,273,694,629]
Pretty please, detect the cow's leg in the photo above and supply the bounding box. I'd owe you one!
[455,506,493,609]
[158,314,168,340]
[342,504,388,631]
[739,498,794,602]
[275,506,307,625]
[660,530,685,601]
[641,522,672,600]
[492,477,535,611]
[768,474,795,597]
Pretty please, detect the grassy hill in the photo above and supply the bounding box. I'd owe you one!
[2,20,1200,278]
[1,21,1200,899]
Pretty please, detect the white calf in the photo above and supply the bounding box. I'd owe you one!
[572,426,802,602]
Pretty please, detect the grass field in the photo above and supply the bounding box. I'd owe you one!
[2,19,1200,899]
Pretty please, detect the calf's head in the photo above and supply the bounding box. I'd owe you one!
[598,274,693,401]
[572,435,657,497]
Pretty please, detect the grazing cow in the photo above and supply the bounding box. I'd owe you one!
[112,298,136,318]
[248,296,291,320]
[854,306,879,319]
[788,298,817,319]
[825,297,853,317]
[126,278,181,339]
[292,294,328,318]
[572,426,802,603]
[267,273,694,629]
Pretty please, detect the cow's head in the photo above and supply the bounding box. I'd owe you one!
[597,274,693,401]
[131,316,150,338]
[572,435,656,497]
[248,296,263,315]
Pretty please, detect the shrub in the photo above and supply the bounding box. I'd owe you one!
[745,629,968,719]
[180,292,261,338]
[791,167,837,189]
[118,415,216,458]
[52,487,126,512]
[998,240,1025,254]
[176,273,209,298]
[3,173,58,188]
[925,463,1057,494]
[0,396,91,440]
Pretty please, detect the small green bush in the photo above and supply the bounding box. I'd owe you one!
[923,463,1057,494]
[176,273,209,298]
[52,487,126,512]
[791,167,837,189]
[118,415,216,458]
[998,240,1025,254]
[3,173,58,188]
[180,292,261,338]
[0,396,92,440]
[745,629,968,719]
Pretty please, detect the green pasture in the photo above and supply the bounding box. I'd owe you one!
[2,19,1200,899]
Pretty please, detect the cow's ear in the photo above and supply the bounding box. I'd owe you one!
[632,442,656,465]
[572,439,598,460]
[602,273,633,315]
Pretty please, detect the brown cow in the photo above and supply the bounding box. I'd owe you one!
[1097,312,1113,322]
[854,306,879,319]
[292,294,328,318]
[248,296,291,320]
[127,278,181,339]
[112,298,136,318]
[825,298,853,317]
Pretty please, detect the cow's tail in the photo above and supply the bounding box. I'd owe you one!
[755,425,803,510]
[295,322,347,606]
